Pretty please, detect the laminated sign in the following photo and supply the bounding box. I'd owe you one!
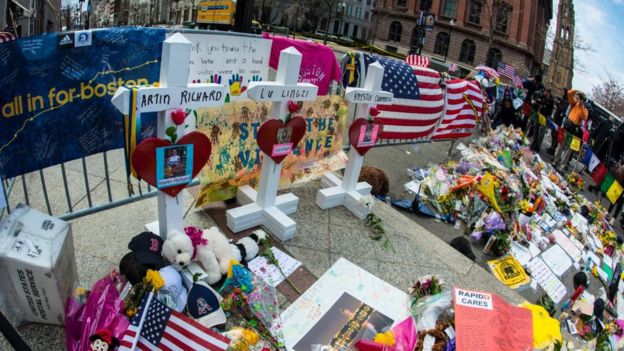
[454,287,533,351]
[487,256,530,289]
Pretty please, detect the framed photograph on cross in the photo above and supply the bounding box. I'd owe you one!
[156,144,194,189]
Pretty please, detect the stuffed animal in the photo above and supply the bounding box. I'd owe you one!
[162,226,266,285]
[89,329,119,351]
[359,166,389,197]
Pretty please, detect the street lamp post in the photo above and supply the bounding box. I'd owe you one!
[443,19,455,63]
[337,2,346,38]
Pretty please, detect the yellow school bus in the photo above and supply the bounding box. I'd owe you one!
[197,0,236,28]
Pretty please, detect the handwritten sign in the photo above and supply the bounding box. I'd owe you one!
[526,258,567,304]
[178,33,271,101]
[247,247,301,287]
[540,244,573,277]
[111,84,226,114]
[344,87,393,104]
[246,82,318,102]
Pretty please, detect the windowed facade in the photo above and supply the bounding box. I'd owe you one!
[411,27,425,51]
[434,32,450,56]
[459,39,476,64]
[355,7,362,19]
[486,48,503,68]
[388,21,402,41]
[396,0,407,7]
[495,3,512,33]
[419,0,432,11]
[468,0,482,25]
[442,0,456,18]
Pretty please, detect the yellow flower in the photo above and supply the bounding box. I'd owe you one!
[591,266,599,278]
[520,302,562,349]
[374,331,395,346]
[126,308,137,317]
[145,269,165,291]
[242,329,259,345]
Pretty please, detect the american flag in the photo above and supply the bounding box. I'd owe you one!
[405,54,430,68]
[0,24,17,43]
[359,54,445,141]
[497,62,522,87]
[432,79,483,140]
[474,64,499,79]
[119,292,230,351]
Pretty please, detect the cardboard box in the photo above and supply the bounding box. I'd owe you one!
[0,204,77,325]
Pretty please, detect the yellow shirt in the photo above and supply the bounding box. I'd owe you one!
[567,90,589,126]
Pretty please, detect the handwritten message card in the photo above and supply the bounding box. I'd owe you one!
[247,247,301,287]
[179,33,271,102]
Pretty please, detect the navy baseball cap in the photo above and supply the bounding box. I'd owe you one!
[128,232,166,269]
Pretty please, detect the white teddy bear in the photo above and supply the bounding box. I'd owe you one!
[162,226,266,284]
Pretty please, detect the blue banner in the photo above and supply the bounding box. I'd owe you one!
[0,27,164,178]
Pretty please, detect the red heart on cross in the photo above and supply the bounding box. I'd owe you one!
[348,118,381,156]
[256,117,306,163]
[132,131,212,197]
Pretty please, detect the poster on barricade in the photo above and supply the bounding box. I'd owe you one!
[0,28,164,178]
[195,96,348,205]
[177,33,271,102]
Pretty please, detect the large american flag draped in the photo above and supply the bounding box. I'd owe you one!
[360,53,444,141]
[432,79,483,140]
[119,292,230,351]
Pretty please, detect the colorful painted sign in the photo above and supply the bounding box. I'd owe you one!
[179,33,271,102]
[195,96,348,205]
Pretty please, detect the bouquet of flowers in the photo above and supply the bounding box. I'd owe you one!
[517,199,534,215]
[566,172,585,190]
[491,231,512,257]
[409,275,445,303]
[598,230,618,255]
[408,276,452,331]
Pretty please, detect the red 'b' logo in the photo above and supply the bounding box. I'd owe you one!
[150,238,159,252]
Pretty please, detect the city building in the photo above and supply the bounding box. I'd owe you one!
[372,0,553,76]
[1,0,61,36]
[169,0,198,26]
[317,0,375,41]
[544,0,574,96]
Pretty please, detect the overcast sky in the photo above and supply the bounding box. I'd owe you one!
[564,0,624,94]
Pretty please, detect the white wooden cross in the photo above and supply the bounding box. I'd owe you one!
[111,33,226,239]
[226,47,318,241]
[316,62,393,219]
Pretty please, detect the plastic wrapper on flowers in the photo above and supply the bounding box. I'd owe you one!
[245,271,286,344]
[410,292,452,332]
[354,317,418,351]
[64,272,129,351]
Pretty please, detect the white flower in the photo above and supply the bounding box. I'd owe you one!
[359,195,375,210]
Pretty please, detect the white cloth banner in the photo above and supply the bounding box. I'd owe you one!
[588,154,601,172]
